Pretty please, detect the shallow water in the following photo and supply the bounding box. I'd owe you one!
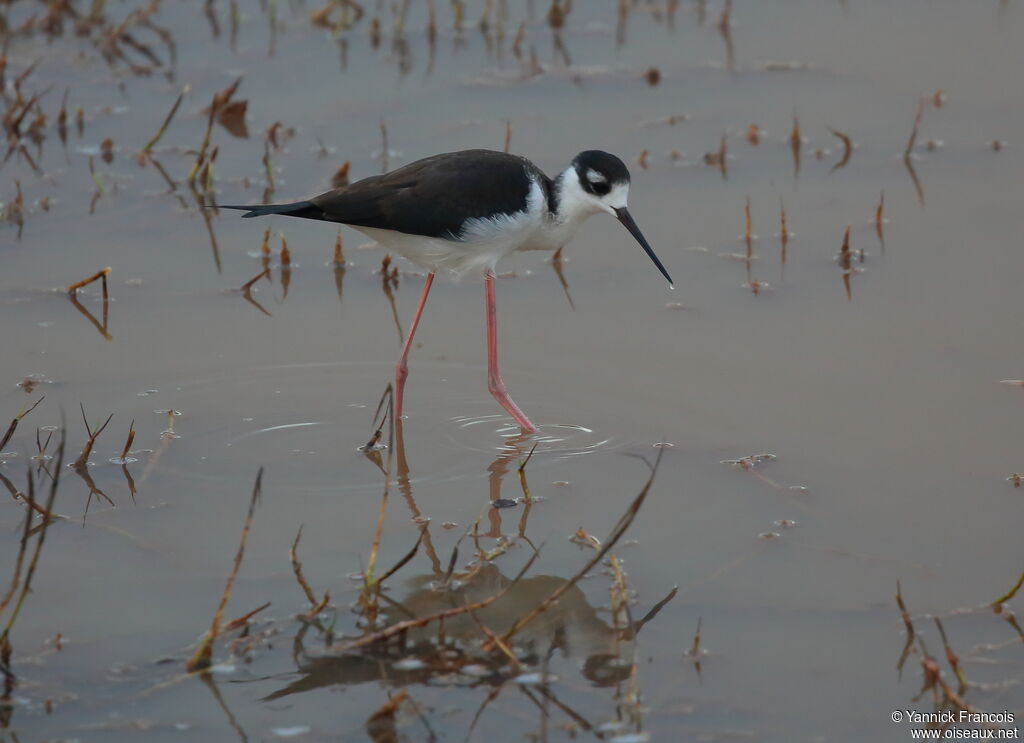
[1,1,1023,741]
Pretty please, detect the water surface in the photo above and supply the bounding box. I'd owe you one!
[1,2,1022,741]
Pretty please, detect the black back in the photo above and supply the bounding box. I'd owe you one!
[307,150,553,239]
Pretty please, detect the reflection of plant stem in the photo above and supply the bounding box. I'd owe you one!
[502,449,663,643]
[1,431,64,642]
[198,671,250,743]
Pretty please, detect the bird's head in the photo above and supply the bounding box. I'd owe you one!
[559,150,673,287]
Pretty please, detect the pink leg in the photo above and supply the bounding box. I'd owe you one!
[395,273,435,419]
[485,273,539,434]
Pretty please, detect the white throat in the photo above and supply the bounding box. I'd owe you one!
[554,167,606,224]
[535,167,629,251]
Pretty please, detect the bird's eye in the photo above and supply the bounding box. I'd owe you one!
[589,179,611,196]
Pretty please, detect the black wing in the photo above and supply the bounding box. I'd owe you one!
[309,150,551,239]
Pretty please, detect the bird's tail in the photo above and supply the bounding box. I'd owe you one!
[213,201,325,220]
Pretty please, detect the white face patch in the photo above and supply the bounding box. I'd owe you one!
[555,167,630,224]
[585,168,608,185]
[605,182,629,210]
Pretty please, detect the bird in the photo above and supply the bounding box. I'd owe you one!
[215,148,673,434]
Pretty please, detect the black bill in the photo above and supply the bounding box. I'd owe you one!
[614,208,674,288]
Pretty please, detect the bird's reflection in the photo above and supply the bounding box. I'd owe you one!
[271,420,674,716]
[266,564,635,701]
[394,418,444,575]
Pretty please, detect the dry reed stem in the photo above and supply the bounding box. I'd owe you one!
[914,639,941,704]
[223,601,271,632]
[376,525,427,584]
[912,637,990,720]
[331,161,351,189]
[517,443,537,501]
[142,89,185,153]
[299,593,331,623]
[290,526,317,605]
[379,118,389,174]
[718,132,727,178]
[839,224,852,301]
[790,115,801,148]
[896,580,915,675]
[501,449,662,643]
[934,617,967,694]
[829,127,852,172]
[875,190,885,251]
[67,267,111,294]
[261,141,275,192]
[0,397,43,452]
[265,121,283,150]
[73,404,113,470]
[186,467,263,672]
[627,584,678,639]
[362,383,393,452]
[0,468,52,520]
[744,197,752,257]
[790,114,802,178]
[290,526,330,618]
[361,384,396,626]
[119,419,135,461]
[202,146,218,192]
[504,120,512,153]
[608,553,633,640]
[904,101,924,160]
[990,568,1024,608]
[188,96,217,185]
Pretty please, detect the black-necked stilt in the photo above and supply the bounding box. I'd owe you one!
[217,148,672,434]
